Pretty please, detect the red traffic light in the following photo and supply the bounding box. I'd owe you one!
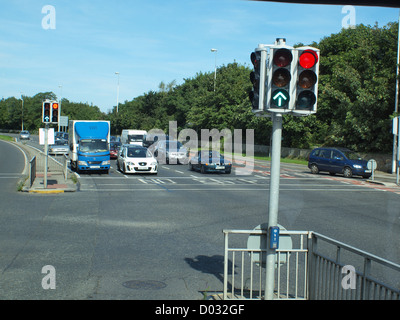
[52,103,59,109]
[273,49,293,68]
[299,50,318,69]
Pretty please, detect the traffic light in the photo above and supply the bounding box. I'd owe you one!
[266,46,295,112]
[293,46,320,115]
[249,47,267,112]
[42,101,51,123]
[51,102,59,123]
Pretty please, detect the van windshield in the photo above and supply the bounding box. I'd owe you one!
[128,134,144,142]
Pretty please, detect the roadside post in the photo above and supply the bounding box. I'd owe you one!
[367,159,377,181]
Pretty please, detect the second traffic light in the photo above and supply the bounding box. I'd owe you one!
[293,46,319,115]
[266,45,295,113]
[51,102,59,123]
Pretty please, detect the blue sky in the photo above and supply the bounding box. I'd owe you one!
[0,0,398,113]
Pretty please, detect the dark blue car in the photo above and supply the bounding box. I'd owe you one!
[308,147,371,178]
[189,150,232,174]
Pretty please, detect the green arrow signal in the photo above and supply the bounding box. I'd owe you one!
[272,89,289,108]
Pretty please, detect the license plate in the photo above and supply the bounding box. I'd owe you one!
[137,167,148,170]
[91,165,100,169]
[215,165,225,170]
[365,169,372,173]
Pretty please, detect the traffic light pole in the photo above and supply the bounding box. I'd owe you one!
[44,124,49,189]
[265,113,283,300]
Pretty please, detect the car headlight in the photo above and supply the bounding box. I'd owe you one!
[150,161,157,166]
[78,161,88,166]
[126,162,134,166]
[102,160,110,165]
[353,164,362,169]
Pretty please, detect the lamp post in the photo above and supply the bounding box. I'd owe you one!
[115,72,120,113]
[211,48,217,92]
[20,92,24,131]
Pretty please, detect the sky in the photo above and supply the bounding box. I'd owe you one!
[0,0,399,113]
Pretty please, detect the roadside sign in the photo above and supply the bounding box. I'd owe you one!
[367,159,377,171]
[39,128,55,145]
[59,116,69,127]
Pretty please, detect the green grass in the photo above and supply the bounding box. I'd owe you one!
[0,135,14,142]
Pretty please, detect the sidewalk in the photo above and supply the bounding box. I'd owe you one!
[23,172,78,194]
[15,140,79,194]
[364,170,400,188]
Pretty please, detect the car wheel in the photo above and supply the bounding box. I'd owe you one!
[189,163,194,171]
[310,164,319,174]
[343,167,353,178]
[201,165,206,174]
[225,169,231,174]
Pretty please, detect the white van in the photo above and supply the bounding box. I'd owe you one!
[121,129,147,146]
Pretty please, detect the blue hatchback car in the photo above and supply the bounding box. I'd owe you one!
[308,147,371,178]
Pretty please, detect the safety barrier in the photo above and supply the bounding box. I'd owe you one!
[29,156,36,187]
[222,229,400,300]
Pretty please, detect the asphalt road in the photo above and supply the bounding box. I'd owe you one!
[0,138,399,300]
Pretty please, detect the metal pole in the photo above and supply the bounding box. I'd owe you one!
[21,93,24,131]
[115,72,120,113]
[265,113,283,300]
[211,49,217,92]
[44,124,49,189]
[58,85,62,132]
[396,10,400,184]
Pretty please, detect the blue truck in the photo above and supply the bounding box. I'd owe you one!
[68,120,111,174]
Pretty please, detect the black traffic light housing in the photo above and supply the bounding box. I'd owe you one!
[42,100,60,124]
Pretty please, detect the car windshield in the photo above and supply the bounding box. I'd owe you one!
[79,139,108,153]
[166,141,184,150]
[110,142,121,150]
[127,148,151,158]
[54,140,67,146]
[342,151,362,160]
[200,151,222,159]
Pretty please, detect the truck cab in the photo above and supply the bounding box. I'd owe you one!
[69,121,111,174]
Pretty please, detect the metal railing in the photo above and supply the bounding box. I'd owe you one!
[223,229,310,300]
[309,232,400,300]
[222,229,400,300]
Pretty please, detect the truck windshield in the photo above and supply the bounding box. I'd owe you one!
[79,139,108,153]
[128,134,144,142]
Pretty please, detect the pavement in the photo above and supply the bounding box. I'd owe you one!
[22,171,78,194]
[10,139,79,194]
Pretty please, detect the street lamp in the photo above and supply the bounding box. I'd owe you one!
[211,48,217,92]
[20,92,24,131]
[115,72,120,113]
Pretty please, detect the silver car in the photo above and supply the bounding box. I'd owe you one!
[49,140,69,155]
[19,130,30,140]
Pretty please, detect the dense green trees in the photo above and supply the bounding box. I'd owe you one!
[1,22,398,153]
